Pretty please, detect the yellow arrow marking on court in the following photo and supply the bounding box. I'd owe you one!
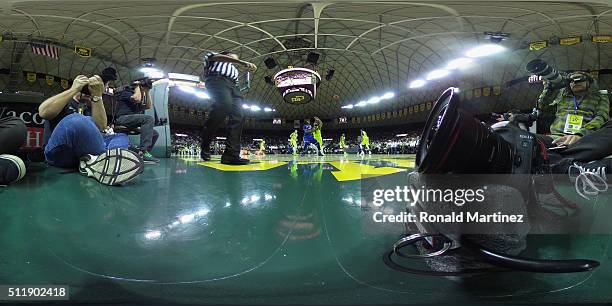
[381,158,416,168]
[198,161,287,171]
[329,161,406,182]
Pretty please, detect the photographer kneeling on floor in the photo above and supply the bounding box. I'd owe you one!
[38,74,144,186]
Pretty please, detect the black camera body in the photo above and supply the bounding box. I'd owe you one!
[80,67,117,96]
[131,77,153,89]
[417,88,541,175]
[491,123,538,175]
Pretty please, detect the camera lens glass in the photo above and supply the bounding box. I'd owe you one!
[417,88,515,174]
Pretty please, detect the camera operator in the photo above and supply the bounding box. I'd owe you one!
[38,74,143,186]
[530,71,609,145]
[115,78,159,164]
[529,72,612,176]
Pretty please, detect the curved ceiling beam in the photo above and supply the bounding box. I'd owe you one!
[11,8,41,36]
[165,2,286,50]
[24,13,130,43]
[372,31,481,54]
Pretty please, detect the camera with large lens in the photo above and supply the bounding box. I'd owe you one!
[416,88,540,175]
[131,77,153,89]
[525,59,568,89]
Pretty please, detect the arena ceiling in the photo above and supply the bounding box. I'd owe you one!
[1,0,612,119]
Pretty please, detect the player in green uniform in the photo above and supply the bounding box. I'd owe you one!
[339,133,347,156]
[313,117,324,156]
[289,130,298,155]
[359,129,370,155]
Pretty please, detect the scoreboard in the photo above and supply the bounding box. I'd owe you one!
[273,68,321,105]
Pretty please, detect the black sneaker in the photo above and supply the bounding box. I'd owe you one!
[141,151,160,164]
[552,158,611,180]
[0,154,26,186]
[79,149,144,186]
[551,158,611,199]
[221,155,250,165]
[200,151,211,161]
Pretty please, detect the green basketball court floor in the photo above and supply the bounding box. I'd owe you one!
[1,154,611,304]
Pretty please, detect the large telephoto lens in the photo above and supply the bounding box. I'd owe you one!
[525,59,565,85]
[416,88,514,174]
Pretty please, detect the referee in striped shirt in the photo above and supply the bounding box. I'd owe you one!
[200,51,257,165]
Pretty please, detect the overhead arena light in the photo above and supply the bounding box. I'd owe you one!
[426,69,450,80]
[367,97,381,104]
[341,104,354,109]
[179,85,196,93]
[195,92,210,99]
[381,92,395,99]
[168,73,200,82]
[465,44,506,58]
[264,107,273,112]
[396,133,408,137]
[446,57,473,70]
[242,104,250,109]
[250,105,261,111]
[409,79,426,88]
[355,101,367,107]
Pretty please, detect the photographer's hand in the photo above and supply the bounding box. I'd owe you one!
[528,75,541,83]
[552,135,582,146]
[87,75,104,97]
[71,75,89,92]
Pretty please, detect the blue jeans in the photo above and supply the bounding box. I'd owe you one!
[45,113,128,168]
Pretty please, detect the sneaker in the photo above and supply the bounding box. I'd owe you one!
[0,154,26,186]
[79,149,144,186]
[221,155,250,165]
[141,151,160,164]
[567,161,610,199]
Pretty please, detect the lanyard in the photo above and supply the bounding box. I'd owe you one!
[572,95,583,111]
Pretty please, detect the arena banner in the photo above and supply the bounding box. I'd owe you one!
[74,45,92,57]
[560,36,581,46]
[46,75,54,86]
[529,40,547,50]
[26,72,37,83]
[592,35,612,43]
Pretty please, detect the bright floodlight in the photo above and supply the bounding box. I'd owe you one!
[250,105,261,111]
[195,92,210,99]
[242,104,250,109]
[409,79,426,88]
[179,85,196,93]
[140,67,159,74]
[341,104,354,109]
[426,69,450,80]
[367,97,381,104]
[264,107,273,112]
[446,58,473,70]
[465,44,506,58]
[381,92,395,99]
[355,101,367,107]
